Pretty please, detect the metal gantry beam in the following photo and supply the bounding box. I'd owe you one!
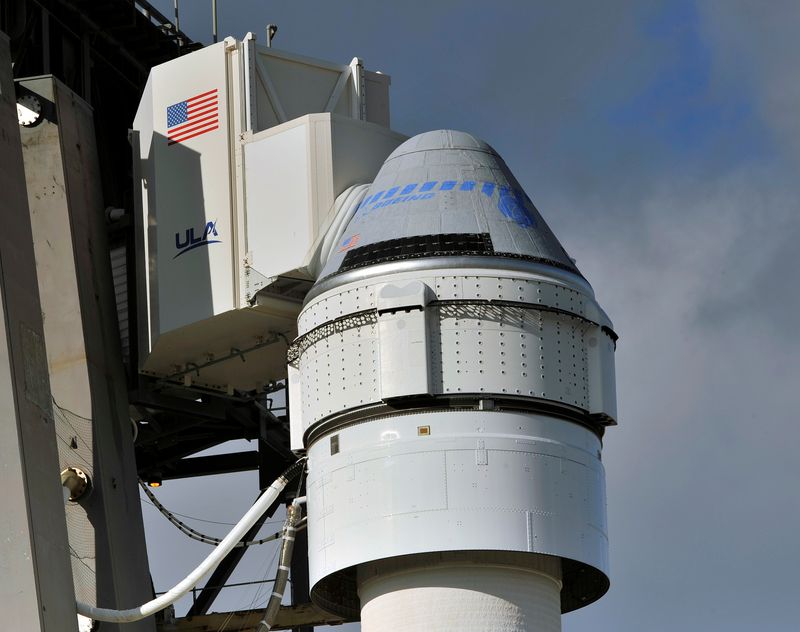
[163,603,346,631]
[160,451,261,480]
[0,31,78,630]
[131,384,295,481]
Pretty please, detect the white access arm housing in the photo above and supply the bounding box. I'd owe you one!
[132,36,405,392]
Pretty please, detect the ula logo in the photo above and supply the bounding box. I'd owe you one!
[174,220,221,259]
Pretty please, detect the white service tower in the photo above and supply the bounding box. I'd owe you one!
[133,36,617,632]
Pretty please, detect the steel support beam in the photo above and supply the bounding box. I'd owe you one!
[20,75,154,631]
[163,603,347,631]
[0,31,77,630]
[129,388,228,421]
[161,451,261,480]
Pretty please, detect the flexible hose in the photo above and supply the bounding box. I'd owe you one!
[256,500,302,631]
[76,458,306,623]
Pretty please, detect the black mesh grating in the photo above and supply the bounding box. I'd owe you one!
[339,233,494,273]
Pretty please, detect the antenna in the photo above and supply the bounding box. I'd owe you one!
[266,24,278,47]
[211,0,218,43]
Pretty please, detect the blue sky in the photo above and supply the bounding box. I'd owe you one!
[141,2,800,630]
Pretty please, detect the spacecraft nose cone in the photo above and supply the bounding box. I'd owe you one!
[318,129,582,282]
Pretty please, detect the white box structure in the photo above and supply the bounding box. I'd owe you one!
[132,37,405,392]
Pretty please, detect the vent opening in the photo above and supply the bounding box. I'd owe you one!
[339,233,494,273]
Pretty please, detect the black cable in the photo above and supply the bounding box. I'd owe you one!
[139,481,283,547]
[139,457,308,548]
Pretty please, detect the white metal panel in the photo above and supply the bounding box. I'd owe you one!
[254,47,349,127]
[293,267,613,428]
[288,363,305,450]
[246,45,390,132]
[587,328,618,419]
[140,298,299,392]
[376,281,431,399]
[305,411,608,587]
[337,451,448,519]
[432,306,591,408]
[299,268,605,335]
[245,121,312,279]
[329,116,405,196]
[148,42,236,333]
[364,71,391,127]
[244,114,406,284]
[298,322,380,425]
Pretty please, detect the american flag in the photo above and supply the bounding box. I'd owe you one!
[166,88,219,145]
[338,234,361,252]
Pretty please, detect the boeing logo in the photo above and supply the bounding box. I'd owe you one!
[174,220,221,259]
[356,180,537,228]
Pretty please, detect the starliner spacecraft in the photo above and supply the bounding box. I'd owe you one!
[290,131,618,631]
[99,33,617,631]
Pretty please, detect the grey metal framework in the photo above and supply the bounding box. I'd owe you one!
[2,1,313,627]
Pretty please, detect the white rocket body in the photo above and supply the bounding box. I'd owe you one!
[288,130,618,630]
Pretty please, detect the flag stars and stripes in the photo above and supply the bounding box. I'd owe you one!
[338,234,361,252]
[166,88,219,145]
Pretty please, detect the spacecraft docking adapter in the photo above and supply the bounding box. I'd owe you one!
[288,130,618,632]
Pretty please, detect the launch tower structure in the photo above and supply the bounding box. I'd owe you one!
[1,14,618,630]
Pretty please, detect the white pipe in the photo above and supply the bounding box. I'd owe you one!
[77,462,303,623]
